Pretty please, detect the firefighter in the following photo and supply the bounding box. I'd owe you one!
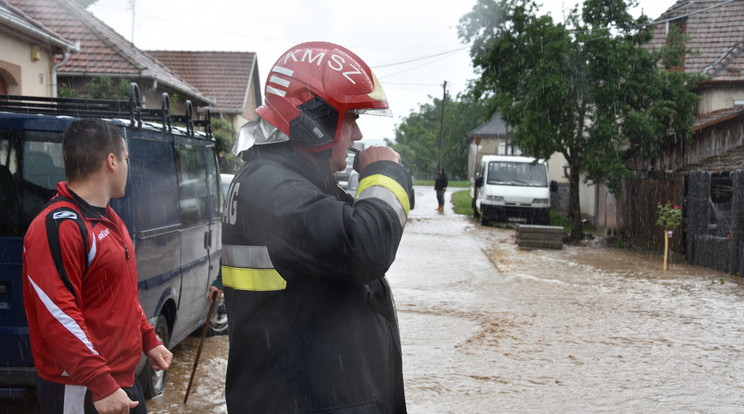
[221,41,411,413]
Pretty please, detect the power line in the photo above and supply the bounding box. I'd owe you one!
[372,47,469,68]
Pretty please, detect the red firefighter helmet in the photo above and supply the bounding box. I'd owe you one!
[256,41,391,152]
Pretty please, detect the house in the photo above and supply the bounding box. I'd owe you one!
[620,0,744,273]
[7,0,212,112]
[0,0,77,96]
[148,50,262,132]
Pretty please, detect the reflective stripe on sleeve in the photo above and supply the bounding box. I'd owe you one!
[221,244,286,291]
[222,245,274,269]
[355,174,409,229]
[222,266,287,291]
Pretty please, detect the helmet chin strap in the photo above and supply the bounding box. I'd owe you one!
[289,97,339,149]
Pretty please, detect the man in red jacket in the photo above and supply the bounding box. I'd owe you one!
[22,118,172,414]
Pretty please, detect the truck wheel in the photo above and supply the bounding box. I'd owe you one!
[480,212,489,226]
[139,315,169,399]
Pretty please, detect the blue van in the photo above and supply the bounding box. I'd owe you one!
[0,84,222,399]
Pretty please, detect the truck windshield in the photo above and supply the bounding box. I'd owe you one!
[486,161,547,187]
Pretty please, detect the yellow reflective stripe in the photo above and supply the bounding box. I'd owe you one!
[356,174,410,216]
[222,265,287,291]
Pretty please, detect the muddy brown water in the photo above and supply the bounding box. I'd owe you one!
[4,186,743,413]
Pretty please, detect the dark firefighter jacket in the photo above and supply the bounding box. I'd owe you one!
[221,143,411,413]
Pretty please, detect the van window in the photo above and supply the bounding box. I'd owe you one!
[487,161,547,187]
[204,146,222,217]
[127,137,179,230]
[0,130,64,237]
[177,147,208,227]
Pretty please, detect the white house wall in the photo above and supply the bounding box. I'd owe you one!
[0,34,53,97]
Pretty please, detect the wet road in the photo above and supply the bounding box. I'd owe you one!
[4,185,744,413]
[396,188,744,413]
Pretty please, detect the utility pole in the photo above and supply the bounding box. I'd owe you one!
[437,81,447,169]
[131,0,136,45]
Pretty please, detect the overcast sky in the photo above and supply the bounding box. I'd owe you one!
[89,0,677,145]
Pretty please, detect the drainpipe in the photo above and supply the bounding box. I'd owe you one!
[51,41,79,98]
[51,50,70,98]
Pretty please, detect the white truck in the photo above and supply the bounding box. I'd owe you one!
[471,155,556,225]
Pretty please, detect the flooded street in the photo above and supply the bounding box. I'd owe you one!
[394,187,744,413]
[5,186,744,413]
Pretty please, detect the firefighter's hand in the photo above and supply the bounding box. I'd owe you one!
[93,388,138,414]
[358,146,401,172]
[146,344,172,370]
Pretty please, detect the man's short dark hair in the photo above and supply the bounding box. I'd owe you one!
[62,118,125,182]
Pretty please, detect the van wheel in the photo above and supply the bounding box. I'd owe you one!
[206,297,228,336]
[480,213,489,226]
[139,315,169,399]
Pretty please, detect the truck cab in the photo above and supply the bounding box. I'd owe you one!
[471,155,555,225]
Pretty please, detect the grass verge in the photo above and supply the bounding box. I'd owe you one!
[452,190,473,215]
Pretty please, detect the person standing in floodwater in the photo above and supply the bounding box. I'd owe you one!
[221,42,412,413]
[435,166,448,212]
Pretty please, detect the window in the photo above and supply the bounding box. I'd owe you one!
[0,130,64,236]
[177,147,208,227]
[487,161,547,187]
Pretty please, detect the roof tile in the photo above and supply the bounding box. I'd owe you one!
[148,50,257,113]
[8,0,211,104]
[648,0,744,82]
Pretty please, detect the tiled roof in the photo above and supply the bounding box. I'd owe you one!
[684,141,744,173]
[0,0,75,50]
[7,0,211,105]
[648,0,744,82]
[468,112,511,138]
[693,106,744,131]
[148,50,258,114]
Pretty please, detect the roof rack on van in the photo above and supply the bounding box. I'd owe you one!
[0,83,212,139]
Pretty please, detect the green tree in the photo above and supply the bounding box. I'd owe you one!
[87,76,131,100]
[75,0,98,7]
[388,90,491,180]
[212,118,242,174]
[58,76,131,100]
[458,0,700,241]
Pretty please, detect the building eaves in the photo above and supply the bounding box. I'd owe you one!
[0,0,75,51]
[693,105,744,131]
[7,0,212,106]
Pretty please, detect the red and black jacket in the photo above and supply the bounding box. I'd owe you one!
[22,182,160,401]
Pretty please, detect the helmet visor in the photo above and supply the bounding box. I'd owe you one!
[351,107,393,117]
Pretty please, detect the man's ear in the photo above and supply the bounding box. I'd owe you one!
[105,153,117,171]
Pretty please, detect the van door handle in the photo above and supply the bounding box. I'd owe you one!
[204,231,209,249]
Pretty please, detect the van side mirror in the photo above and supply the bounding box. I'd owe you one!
[550,180,558,192]
[475,176,483,188]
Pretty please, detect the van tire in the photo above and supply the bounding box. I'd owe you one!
[480,213,489,226]
[206,297,228,336]
[472,199,480,219]
[139,315,169,399]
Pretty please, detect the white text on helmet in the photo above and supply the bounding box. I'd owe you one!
[281,49,363,85]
